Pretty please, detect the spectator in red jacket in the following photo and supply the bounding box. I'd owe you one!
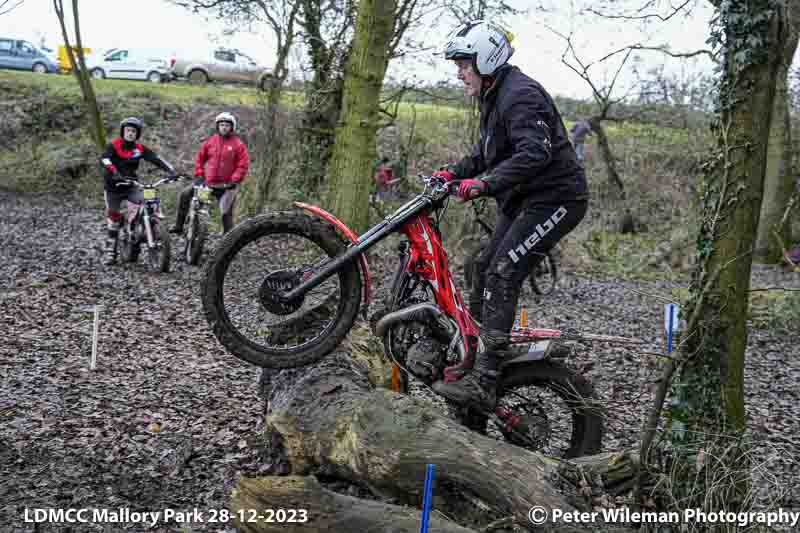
[171,112,250,234]
[373,157,400,201]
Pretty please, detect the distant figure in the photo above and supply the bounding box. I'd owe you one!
[374,157,400,201]
[171,112,249,235]
[569,118,593,166]
[99,117,177,266]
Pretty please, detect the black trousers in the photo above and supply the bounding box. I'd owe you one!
[175,184,235,233]
[468,200,588,348]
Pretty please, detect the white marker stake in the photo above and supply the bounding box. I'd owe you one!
[664,303,679,353]
[90,305,100,370]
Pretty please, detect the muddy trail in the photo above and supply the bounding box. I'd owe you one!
[1,191,798,532]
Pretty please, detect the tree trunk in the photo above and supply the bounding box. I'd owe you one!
[588,117,635,233]
[324,0,397,233]
[297,0,347,194]
[666,0,782,511]
[588,118,625,199]
[53,0,106,150]
[247,2,301,214]
[248,352,637,532]
[755,3,799,262]
[231,476,478,533]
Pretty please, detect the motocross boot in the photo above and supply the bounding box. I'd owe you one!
[433,348,498,413]
[102,236,118,266]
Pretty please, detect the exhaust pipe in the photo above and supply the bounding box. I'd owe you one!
[375,302,467,360]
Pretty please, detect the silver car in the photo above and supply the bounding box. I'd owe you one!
[172,48,273,90]
[0,38,59,74]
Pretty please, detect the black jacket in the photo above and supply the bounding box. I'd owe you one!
[452,65,588,215]
[99,138,174,191]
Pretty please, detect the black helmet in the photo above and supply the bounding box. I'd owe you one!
[119,117,144,140]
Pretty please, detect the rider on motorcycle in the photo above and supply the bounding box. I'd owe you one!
[170,111,250,235]
[99,117,178,265]
[431,21,590,412]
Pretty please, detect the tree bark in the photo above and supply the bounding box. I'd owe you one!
[297,0,348,193]
[324,0,397,233]
[231,476,478,533]
[588,118,625,199]
[666,0,783,510]
[755,2,799,262]
[249,1,301,214]
[253,352,596,532]
[53,0,106,150]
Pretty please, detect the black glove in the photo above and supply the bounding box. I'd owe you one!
[224,182,239,190]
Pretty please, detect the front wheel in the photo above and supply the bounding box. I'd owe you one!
[496,360,603,458]
[201,211,362,369]
[146,220,171,273]
[185,211,208,265]
[119,223,140,263]
[189,69,208,85]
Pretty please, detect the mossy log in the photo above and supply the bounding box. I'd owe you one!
[244,351,640,532]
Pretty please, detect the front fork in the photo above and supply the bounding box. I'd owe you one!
[142,209,159,249]
[186,198,198,240]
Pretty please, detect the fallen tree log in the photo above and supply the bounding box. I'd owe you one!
[231,475,478,533]
[251,350,595,530]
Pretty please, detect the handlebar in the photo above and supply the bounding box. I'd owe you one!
[115,173,186,188]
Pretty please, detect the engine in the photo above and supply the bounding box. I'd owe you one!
[406,337,448,384]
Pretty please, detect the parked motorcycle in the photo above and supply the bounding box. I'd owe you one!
[118,175,180,273]
[182,181,214,265]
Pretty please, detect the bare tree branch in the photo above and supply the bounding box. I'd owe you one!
[0,0,24,16]
[587,0,694,22]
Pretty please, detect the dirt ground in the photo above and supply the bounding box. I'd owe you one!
[1,191,798,532]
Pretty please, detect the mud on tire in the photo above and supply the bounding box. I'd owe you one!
[201,211,362,369]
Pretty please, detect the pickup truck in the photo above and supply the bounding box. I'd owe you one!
[171,48,273,90]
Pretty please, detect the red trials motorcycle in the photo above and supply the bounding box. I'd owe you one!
[201,175,603,457]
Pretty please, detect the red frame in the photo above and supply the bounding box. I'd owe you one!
[400,213,480,382]
[295,202,373,307]
[297,202,562,385]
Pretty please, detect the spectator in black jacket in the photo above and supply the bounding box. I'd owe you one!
[432,20,590,412]
[99,117,176,265]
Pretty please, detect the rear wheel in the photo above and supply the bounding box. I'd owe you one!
[147,71,163,83]
[201,211,362,369]
[495,360,603,458]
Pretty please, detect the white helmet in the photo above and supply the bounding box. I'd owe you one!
[442,20,515,76]
[215,111,237,132]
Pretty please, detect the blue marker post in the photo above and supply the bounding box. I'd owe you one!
[419,464,435,533]
[664,303,679,353]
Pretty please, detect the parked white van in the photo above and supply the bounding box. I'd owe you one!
[85,48,174,83]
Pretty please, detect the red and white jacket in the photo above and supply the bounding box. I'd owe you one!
[194,133,249,186]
